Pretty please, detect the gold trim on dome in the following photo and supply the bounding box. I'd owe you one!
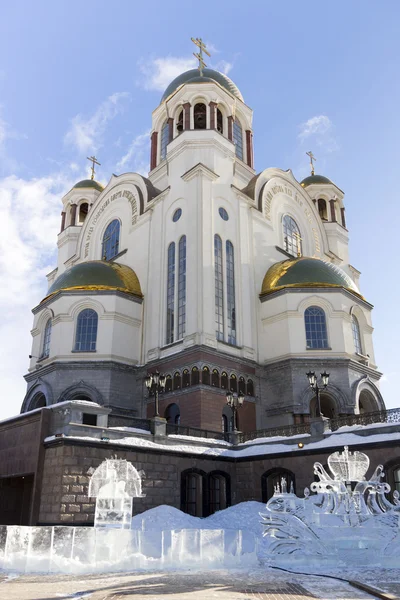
[260,281,364,300]
[111,263,143,297]
[42,284,142,303]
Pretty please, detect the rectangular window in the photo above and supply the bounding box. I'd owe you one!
[226,241,236,345]
[214,235,224,341]
[166,242,175,344]
[177,236,186,339]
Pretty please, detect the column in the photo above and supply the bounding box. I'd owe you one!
[246,130,254,168]
[168,117,174,143]
[329,199,337,222]
[150,131,158,171]
[341,207,346,228]
[60,211,66,232]
[70,204,77,226]
[228,116,233,141]
[183,102,191,130]
[209,101,217,130]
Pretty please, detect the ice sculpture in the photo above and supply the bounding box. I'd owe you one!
[261,446,400,567]
[88,459,145,529]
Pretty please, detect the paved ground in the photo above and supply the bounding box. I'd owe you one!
[2,567,400,600]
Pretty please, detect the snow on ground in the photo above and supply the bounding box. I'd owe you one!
[131,501,265,535]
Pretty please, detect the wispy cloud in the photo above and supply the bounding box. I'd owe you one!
[212,60,233,75]
[64,92,130,153]
[298,114,338,153]
[0,168,79,419]
[116,130,150,176]
[138,57,197,91]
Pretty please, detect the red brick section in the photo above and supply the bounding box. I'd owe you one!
[70,204,77,226]
[246,130,254,168]
[330,199,337,222]
[209,101,217,129]
[150,131,158,170]
[60,211,66,232]
[228,116,233,141]
[341,206,346,228]
[183,102,191,130]
[167,117,174,143]
[147,386,256,432]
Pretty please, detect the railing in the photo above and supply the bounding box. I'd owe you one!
[238,422,311,443]
[108,414,152,432]
[166,423,230,442]
[330,408,400,431]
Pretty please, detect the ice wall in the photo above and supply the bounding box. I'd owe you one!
[0,525,256,574]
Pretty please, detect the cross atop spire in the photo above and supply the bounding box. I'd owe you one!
[306,150,317,176]
[191,37,211,77]
[87,155,101,180]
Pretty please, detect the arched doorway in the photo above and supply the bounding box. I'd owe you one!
[359,390,378,413]
[261,468,296,502]
[310,394,336,419]
[165,403,180,424]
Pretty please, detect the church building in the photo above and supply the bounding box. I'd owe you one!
[0,40,397,527]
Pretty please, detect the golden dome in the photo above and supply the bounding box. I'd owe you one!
[261,257,362,298]
[42,261,142,303]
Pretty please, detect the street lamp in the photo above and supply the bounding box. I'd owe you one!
[306,370,330,418]
[144,371,167,417]
[226,391,245,432]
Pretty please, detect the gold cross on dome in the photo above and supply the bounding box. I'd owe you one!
[306,150,317,176]
[191,37,211,77]
[87,155,101,180]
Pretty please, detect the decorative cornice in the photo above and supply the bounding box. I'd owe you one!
[181,162,219,182]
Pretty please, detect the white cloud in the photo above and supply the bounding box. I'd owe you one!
[0,169,78,420]
[138,57,197,91]
[116,130,150,176]
[299,115,332,140]
[64,92,130,153]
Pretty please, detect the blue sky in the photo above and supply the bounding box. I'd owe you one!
[0,1,399,419]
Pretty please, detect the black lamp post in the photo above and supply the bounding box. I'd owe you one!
[226,391,245,432]
[144,371,166,417]
[306,370,330,418]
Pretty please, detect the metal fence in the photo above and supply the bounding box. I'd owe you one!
[329,407,400,431]
[166,423,230,442]
[238,422,311,443]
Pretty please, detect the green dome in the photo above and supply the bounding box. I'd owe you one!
[73,179,104,192]
[161,68,244,103]
[43,261,142,302]
[261,257,362,298]
[300,175,332,188]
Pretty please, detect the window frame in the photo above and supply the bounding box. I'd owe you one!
[304,305,329,350]
[282,215,302,257]
[352,314,363,354]
[233,118,244,161]
[74,308,98,352]
[160,120,169,161]
[101,219,120,261]
[41,318,52,359]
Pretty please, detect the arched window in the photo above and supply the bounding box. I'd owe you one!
[165,375,172,393]
[238,376,245,395]
[165,403,180,424]
[221,372,228,390]
[261,468,296,503]
[304,306,328,349]
[202,366,210,385]
[177,236,186,339]
[222,405,233,432]
[173,372,181,391]
[29,392,46,411]
[41,318,52,358]
[226,241,236,344]
[160,121,169,160]
[229,374,237,393]
[283,215,302,257]
[317,199,328,220]
[211,369,220,387]
[78,202,89,224]
[352,315,362,354]
[208,472,230,515]
[310,394,336,419]
[194,103,207,129]
[166,242,175,344]
[358,390,378,414]
[74,309,98,352]
[191,366,200,385]
[176,110,183,133]
[102,219,120,261]
[217,108,223,134]
[182,369,190,388]
[233,119,243,160]
[247,379,254,396]
[181,469,206,516]
[214,235,224,341]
